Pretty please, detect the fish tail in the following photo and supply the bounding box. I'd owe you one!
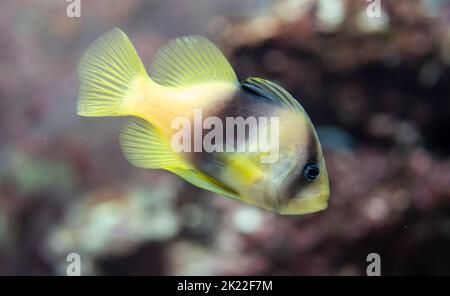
[77,28,149,117]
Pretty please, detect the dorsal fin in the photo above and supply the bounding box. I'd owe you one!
[149,36,239,87]
[241,77,304,113]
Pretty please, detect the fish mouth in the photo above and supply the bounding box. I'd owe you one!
[259,169,330,215]
[277,201,328,215]
[276,190,330,215]
[249,188,329,215]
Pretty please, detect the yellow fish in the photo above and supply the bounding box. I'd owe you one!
[77,28,330,215]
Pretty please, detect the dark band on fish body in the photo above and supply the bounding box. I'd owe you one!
[189,87,280,181]
[186,82,320,206]
[241,78,322,205]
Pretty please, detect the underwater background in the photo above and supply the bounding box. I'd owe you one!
[1,0,450,275]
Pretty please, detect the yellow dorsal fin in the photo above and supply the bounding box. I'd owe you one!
[120,118,238,198]
[149,36,239,87]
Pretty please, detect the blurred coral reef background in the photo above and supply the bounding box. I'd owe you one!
[1,0,450,275]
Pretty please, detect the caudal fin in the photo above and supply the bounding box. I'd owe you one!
[77,28,147,117]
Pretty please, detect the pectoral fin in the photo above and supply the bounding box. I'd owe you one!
[217,151,265,190]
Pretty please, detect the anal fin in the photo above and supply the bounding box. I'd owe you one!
[120,118,238,198]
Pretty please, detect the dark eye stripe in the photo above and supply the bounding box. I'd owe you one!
[280,123,320,202]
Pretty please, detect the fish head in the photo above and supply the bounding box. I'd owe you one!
[274,155,330,215]
[258,111,330,215]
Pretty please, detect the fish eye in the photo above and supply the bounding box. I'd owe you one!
[303,163,320,181]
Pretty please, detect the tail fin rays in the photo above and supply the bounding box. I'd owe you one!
[77,28,147,117]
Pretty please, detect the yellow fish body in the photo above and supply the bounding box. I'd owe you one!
[77,28,330,215]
